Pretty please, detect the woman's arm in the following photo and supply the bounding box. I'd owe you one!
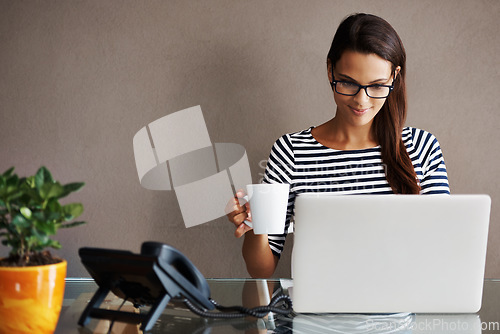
[227,134,295,278]
[226,192,279,278]
[242,231,279,278]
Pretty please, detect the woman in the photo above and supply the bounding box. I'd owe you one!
[227,13,450,278]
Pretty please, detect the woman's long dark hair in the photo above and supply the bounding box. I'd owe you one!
[327,13,420,194]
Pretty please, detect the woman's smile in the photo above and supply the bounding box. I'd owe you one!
[349,106,372,116]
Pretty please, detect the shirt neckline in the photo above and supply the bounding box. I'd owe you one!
[306,126,381,152]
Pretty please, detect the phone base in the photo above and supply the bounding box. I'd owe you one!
[78,280,173,332]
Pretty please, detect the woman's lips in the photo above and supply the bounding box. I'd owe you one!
[350,106,371,116]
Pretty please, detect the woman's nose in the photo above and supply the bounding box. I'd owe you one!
[353,87,370,104]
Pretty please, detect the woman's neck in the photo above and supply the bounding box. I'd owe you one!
[312,117,378,150]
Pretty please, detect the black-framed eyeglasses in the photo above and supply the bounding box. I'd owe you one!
[331,80,394,99]
[330,68,395,99]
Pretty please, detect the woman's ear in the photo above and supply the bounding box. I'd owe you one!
[327,60,333,84]
[394,66,401,80]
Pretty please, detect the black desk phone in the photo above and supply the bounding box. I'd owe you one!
[78,242,292,332]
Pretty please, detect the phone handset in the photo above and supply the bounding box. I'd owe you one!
[140,242,213,310]
[139,242,293,319]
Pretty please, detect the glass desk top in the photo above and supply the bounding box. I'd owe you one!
[56,278,500,333]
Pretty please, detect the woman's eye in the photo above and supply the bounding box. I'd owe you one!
[339,82,357,88]
[370,85,385,91]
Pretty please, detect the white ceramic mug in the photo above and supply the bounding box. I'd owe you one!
[243,183,290,234]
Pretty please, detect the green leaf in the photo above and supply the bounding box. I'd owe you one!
[35,166,54,189]
[28,233,48,251]
[62,182,85,196]
[62,203,84,219]
[61,221,86,228]
[18,178,38,197]
[39,182,64,200]
[32,211,46,222]
[35,220,57,235]
[2,167,15,177]
[0,175,20,198]
[49,240,62,250]
[6,174,19,188]
[20,207,32,219]
[31,226,49,239]
[46,198,62,212]
[25,176,35,188]
[12,214,31,229]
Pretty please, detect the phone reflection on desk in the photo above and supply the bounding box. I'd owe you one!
[145,279,283,334]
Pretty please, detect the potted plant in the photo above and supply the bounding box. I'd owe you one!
[0,166,86,334]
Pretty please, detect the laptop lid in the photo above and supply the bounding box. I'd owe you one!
[291,194,491,313]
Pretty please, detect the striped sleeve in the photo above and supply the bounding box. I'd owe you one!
[262,134,295,258]
[408,128,450,194]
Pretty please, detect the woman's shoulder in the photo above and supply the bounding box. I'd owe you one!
[284,126,315,139]
[402,126,443,151]
[273,126,315,146]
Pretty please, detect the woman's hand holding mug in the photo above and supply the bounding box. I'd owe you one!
[226,189,253,238]
[226,184,289,237]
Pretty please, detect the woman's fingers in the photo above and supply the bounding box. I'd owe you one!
[226,190,253,237]
[225,190,246,214]
[235,189,246,199]
[230,208,248,225]
[244,202,251,220]
[226,197,246,222]
[226,197,244,215]
[234,222,252,238]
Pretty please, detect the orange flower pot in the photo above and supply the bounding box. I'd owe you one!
[0,260,67,334]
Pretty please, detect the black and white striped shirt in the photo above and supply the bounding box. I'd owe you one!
[262,126,450,257]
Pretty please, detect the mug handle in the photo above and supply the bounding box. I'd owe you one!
[241,195,253,229]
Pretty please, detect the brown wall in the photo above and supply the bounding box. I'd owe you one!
[1,0,499,278]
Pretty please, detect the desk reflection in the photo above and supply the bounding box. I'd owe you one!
[57,279,491,334]
[59,279,281,334]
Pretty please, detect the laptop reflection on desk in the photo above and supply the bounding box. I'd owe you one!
[292,313,481,334]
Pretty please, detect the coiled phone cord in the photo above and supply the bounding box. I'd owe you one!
[183,294,293,319]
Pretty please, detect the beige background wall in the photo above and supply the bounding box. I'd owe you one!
[1,0,499,278]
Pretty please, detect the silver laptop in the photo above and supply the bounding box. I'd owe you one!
[291,194,491,313]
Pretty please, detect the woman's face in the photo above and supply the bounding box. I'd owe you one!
[329,50,399,129]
